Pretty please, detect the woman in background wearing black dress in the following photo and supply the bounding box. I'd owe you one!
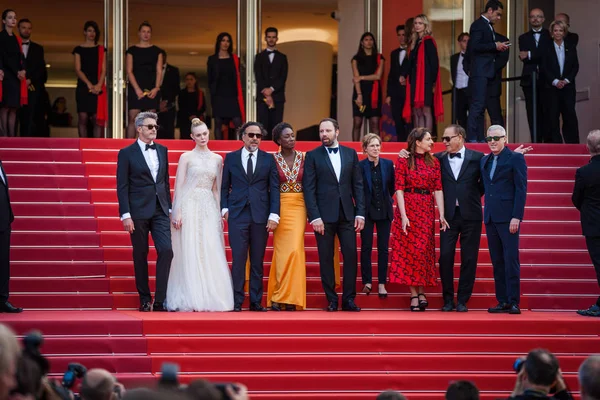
[0,9,26,137]
[177,72,206,138]
[351,32,385,142]
[402,14,443,131]
[207,32,244,140]
[73,20,106,138]
[126,21,163,138]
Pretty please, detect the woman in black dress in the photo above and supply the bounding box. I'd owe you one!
[351,32,385,142]
[177,72,206,137]
[207,32,244,140]
[403,14,442,131]
[0,9,26,137]
[73,21,106,138]
[126,21,163,138]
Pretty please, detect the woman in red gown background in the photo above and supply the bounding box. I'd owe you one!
[389,128,449,311]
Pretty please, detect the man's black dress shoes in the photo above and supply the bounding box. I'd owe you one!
[577,304,600,317]
[488,303,510,313]
[342,299,361,312]
[139,302,152,312]
[233,305,242,312]
[0,302,22,313]
[441,301,455,312]
[508,304,521,314]
[250,302,267,312]
[153,302,168,312]
[326,301,338,312]
[456,303,468,313]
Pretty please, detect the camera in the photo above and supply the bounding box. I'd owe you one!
[513,358,525,373]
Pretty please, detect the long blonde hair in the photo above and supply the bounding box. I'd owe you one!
[411,14,433,50]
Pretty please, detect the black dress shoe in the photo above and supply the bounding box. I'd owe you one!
[456,303,468,312]
[488,303,510,313]
[326,301,338,312]
[232,305,242,312]
[342,299,361,312]
[0,301,23,313]
[139,302,152,312]
[249,302,267,312]
[441,301,455,312]
[153,302,168,312]
[285,304,296,311]
[577,304,600,317]
[508,304,521,314]
[271,303,282,311]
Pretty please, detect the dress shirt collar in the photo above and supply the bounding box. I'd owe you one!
[137,138,155,151]
[266,48,276,52]
[481,15,491,23]
[448,145,466,158]
[532,28,542,33]
[242,147,258,159]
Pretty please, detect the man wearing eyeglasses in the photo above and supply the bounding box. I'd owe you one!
[116,111,173,312]
[221,121,280,312]
[481,125,527,314]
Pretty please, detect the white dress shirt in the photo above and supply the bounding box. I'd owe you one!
[455,53,469,89]
[398,48,406,67]
[220,148,280,223]
[449,146,466,206]
[120,139,161,221]
[552,42,567,87]
[528,29,543,59]
[21,41,30,58]
[0,165,6,186]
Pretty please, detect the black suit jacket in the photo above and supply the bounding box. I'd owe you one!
[566,31,579,48]
[540,40,579,88]
[518,29,552,87]
[220,148,280,224]
[0,161,14,232]
[160,64,180,106]
[254,50,288,103]
[24,41,47,89]
[450,52,461,86]
[436,148,485,221]
[359,158,395,221]
[466,16,498,78]
[303,145,365,223]
[386,47,408,99]
[116,142,172,220]
[572,155,600,237]
[487,33,510,97]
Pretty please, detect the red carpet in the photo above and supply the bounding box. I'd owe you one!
[0,137,597,398]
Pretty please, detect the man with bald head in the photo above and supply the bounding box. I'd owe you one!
[555,13,579,47]
[579,356,600,400]
[519,8,551,142]
[508,349,573,400]
[80,369,123,400]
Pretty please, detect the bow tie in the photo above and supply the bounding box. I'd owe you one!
[22,42,30,46]
[145,143,156,151]
[449,152,462,159]
[327,147,339,154]
[532,31,541,35]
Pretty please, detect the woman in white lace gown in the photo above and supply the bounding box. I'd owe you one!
[166,118,234,311]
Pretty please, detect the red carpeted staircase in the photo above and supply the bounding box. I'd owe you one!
[1,137,598,399]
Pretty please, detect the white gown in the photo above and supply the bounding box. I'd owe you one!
[166,149,234,311]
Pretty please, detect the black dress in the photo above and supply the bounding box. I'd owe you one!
[0,30,25,108]
[126,45,162,110]
[177,89,207,137]
[72,45,104,113]
[407,38,438,108]
[207,55,241,119]
[352,53,384,118]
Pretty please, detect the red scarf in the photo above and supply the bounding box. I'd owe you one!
[96,45,108,127]
[232,54,246,123]
[402,36,443,122]
[371,53,382,109]
[15,35,28,106]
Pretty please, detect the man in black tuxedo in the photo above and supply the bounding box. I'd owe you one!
[385,24,409,141]
[437,125,484,312]
[221,122,280,312]
[0,161,22,313]
[450,33,470,129]
[254,27,288,138]
[555,13,579,48]
[157,51,180,140]
[116,112,173,312]
[17,19,47,138]
[485,32,510,127]
[466,0,509,142]
[519,9,551,142]
[481,125,527,315]
[303,118,365,312]
[573,130,600,317]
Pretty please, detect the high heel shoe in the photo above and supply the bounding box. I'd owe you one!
[418,293,428,310]
[410,296,423,312]
[378,284,388,299]
[362,284,372,295]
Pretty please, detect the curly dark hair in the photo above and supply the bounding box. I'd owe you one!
[272,122,293,145]
[237,121,267,140]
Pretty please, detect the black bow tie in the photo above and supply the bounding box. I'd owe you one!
[327,147,339,154]
[532,31,541,35]
[449,152,462,159]
[22,42,30,46]
[145,143,156,151]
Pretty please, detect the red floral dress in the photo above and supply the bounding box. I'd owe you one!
[389,154,442,287]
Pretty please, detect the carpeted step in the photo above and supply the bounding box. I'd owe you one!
[11,204,96,218]
[12,277,110,293]
[12,232,100,246]
[48,355,151,374]
[11,247,103,262]
[10,293,113,309]
[8,176,88,189]
[0,149,82,162]
[3,162,86,175]
[9,188,92,203]
[41,336,146,355]
[12,217,98,231]
[11,262,106,278]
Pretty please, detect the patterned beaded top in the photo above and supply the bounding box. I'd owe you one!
[274,150,304,193]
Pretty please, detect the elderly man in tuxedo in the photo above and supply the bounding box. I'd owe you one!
[481,125,527,315]
[573,130,600,317]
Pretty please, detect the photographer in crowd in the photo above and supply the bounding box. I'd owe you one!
[80,369,124,400]
[446,381,480,400]
[508,349,573,400]
[579,355,600,400]
[0,324,20,400]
